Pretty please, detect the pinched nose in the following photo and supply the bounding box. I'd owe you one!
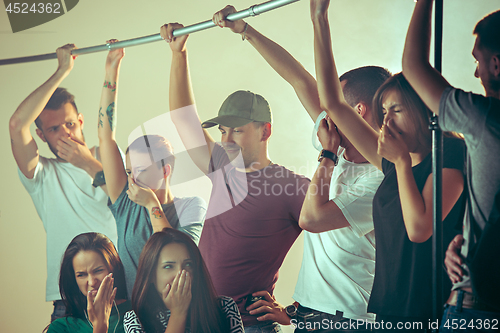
[383,113,392,125]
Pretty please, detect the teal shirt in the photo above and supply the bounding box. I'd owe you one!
[47,300,131,333]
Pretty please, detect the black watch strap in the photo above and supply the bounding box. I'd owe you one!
[318,149,338,166]
[92,170,106,188]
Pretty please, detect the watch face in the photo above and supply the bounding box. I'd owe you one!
[285,304,297,317]
[92,171,106,187]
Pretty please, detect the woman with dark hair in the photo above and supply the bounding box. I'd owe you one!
[96,41,206,297]
[123,228,244,333]
[311,0,466,330]
[47,232,131,333]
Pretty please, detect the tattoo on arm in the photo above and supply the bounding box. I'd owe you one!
[103,81,117,92]
[98,107,104,128]
[151,207,163,219]
[106,102,116,131]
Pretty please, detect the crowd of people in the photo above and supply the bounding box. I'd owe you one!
[8,0,499,332]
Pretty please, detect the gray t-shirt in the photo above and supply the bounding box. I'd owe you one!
[439,87,500,289]
[109,183,207,297]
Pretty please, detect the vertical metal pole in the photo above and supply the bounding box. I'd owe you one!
[431,0,444,328]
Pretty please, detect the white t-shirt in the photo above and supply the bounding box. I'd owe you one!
[18,148,118,302]
[293,149,383,321]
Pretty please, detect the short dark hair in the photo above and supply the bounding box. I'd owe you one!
[126,135,176,175]
[59,233,128,320]
[339,66,392,108]
[132,228,230,333]
[474,10,500,54]
[35,87,78,130]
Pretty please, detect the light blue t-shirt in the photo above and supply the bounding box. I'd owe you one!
[108,183,207,297]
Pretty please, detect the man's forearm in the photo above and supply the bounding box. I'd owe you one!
[299,158,349,232]
[169,50,195,111]
[402,0,450,113]
[244,25,322,121]
[10,61,72,179]
[169,49,214,174]
[312,14,344,112]
[402,0,433,77]
[11,68,70,132]
[80,154,103,178]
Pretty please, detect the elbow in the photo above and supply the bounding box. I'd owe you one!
[298,214,311,231]
[97,132,106,142]
[9,114,24,134]
[291,74,316,93]
[402,55,429,84]
[299,211,320,233]
[318,97,347,116]
[97,130,111,143]
[406,223,432,243]
[401,58,416,81]
[401,57,415,82]
[408,233,430,243]
[401,48,412,74]
[319,100,337,114]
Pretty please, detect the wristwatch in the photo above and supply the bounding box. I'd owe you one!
[92,170,106,188]
[285,303,298,318]
[318,149,338,166]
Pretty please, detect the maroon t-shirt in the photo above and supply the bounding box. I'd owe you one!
[198,144,309,327]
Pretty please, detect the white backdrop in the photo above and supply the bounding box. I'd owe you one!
[0,1,497,332]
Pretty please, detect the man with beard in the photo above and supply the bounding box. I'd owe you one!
[402,1,500,325]
[9,44,118,322]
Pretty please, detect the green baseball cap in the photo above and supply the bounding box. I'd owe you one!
[201,90,272,128]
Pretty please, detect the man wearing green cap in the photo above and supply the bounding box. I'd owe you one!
[161,23,310,333]
[208,5,390,332]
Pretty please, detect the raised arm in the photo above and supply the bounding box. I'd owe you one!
[299,117,349,232]
[162,23,214,175]
[9,44,75,178]
[97,40,126,203]
[213,5,322,121]
[402,0,451,114]
[311,0,381,169]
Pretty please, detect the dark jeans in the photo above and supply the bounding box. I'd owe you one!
[440,290,500,332]
[293,305,372,332]
[51,300,67,322]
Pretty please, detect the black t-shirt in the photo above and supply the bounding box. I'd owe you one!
[368,137,466,319]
